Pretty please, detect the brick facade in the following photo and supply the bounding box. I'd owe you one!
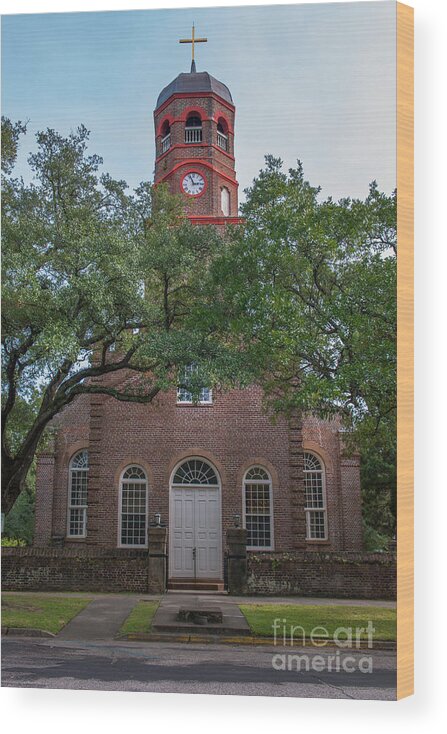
[32,65,366,584]
[34,385,362,557]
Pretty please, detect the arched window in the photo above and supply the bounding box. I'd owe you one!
[185,114,202,143]
[172,459,219,485]
[243,466,273,550]
[221,186,230,217]
[304,452,328,540]
[217,118,228,151]
[161,120,171,153]
[119,466,148,547]
[67,450,88,538]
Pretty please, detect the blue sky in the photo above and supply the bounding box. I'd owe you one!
[1,1,396,203]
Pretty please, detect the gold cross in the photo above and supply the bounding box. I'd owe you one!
[179,24,207,63]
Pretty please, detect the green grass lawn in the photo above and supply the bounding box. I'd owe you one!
[118,601,159,636]
[239,604,396,642]
[1,593,92,634]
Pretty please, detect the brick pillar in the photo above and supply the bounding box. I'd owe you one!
[86,390,105,545]
[338,432,363,550]
[226,528,247,594]
[34,450,56,547]
[339,453,363,550]
[148,526,167,593]
[289,412,306,547]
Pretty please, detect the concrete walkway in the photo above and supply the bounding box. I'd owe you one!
[57,596,138,641]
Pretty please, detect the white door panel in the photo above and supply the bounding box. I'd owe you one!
[169,486,222,578]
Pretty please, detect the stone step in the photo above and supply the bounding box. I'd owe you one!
[151,593,251,637]
[168,578,225,592]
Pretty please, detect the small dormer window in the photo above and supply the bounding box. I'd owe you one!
[217,120,228,151]
[161,120,171,153]
[185,115,202,144]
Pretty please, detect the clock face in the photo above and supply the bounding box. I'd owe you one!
[182,172,205,196]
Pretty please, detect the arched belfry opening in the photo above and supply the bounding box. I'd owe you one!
[185,114,202,143]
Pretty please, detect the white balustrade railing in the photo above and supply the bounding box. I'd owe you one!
[185,128,202,143]
[217,132,228,151]
[161,134,171,153]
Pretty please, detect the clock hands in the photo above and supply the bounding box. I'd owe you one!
[183,173,205,195]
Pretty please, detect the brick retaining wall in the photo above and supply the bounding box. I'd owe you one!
[2,548,396,599]
[246,551,396,600]
[1,547,150,593]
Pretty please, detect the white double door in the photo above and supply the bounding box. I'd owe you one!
[170,486,222,579]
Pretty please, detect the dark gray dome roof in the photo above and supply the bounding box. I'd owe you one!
[156,69,233,109]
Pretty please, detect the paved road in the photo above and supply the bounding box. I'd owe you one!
[2,637,396,699]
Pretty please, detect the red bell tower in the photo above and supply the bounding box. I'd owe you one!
[154,26,240,225]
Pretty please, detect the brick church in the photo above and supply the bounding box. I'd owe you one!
[34,38,363,588]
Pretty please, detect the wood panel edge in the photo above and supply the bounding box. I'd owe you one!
[396,0,414,701]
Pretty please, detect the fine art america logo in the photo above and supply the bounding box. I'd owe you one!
[271,618,376,674]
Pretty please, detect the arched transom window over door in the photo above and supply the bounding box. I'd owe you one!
[119,466,148,547]
[172,458,219,485]
[304,452,328,540]
[67,450,88,538]
[243,466,273,550]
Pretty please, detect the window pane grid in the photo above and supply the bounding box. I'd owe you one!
[246,515,271,548]
[244,476,272,548]
[69,470,88,506]
[68,451,88,537]
[69,508,86,537]
[303,452,327,540]
[120,471,147,546]
[304,471,324,509]
[307,510,326,539]
[177,386,212,403]
[245,466,269,481]
[177,364,212,403]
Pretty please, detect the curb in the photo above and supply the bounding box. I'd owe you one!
[1,626,56,638]
[118,632,396,650]
[1,628,395,650]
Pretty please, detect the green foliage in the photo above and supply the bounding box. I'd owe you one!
[234,156,396,424]
[1,594,91,633]
[219,156,397,532]
[1,123,397,540]
[1,119,257,512]
[118,601,160,636]
[1,537,27,547]
[3,481,35,544]
[239,604,396,641]
[362,521,393,553]
[359,425,396,537]
[1,116,27,174]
